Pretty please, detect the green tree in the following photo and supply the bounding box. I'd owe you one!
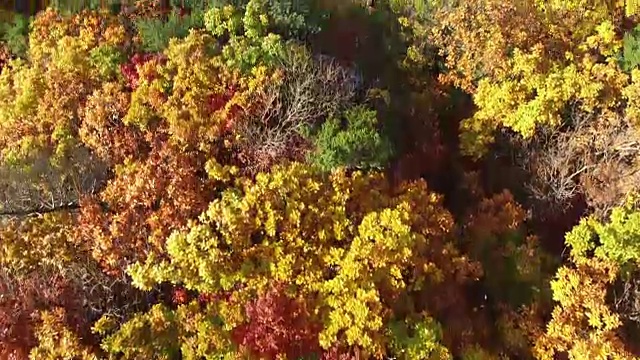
[305,105,394,172]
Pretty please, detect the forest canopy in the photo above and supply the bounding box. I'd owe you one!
[2,0,640,359]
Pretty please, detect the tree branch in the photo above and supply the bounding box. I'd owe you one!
[0,202,81,217]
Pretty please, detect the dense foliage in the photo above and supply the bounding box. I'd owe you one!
[2,0,640,359]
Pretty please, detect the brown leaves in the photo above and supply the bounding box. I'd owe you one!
[465,190,526,241]
[521,109,640,214]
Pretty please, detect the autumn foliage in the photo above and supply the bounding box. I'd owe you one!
[2,0,640,359]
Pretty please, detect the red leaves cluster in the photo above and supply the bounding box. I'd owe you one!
[120,53,166,90]
[321,346,360,360]
[207,85,237,114]
[208,86,243,134]
[232,286,322,359]
[0,271,86,359]
[171,287,189,306]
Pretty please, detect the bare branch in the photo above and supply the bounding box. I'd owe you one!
[235,48,360,173]
[517,104,640,215]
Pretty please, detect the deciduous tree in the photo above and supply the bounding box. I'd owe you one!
[126,162,480,357]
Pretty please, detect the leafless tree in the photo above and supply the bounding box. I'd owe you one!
[516,103,640,216]
[235,46,360,173]
[0,146,108,217]
[613,272,640,324]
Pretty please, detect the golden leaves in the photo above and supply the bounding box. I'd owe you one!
[0,9,129,167]
[79,82,142,165]
[29,308,98,360]
[0,212,79,274]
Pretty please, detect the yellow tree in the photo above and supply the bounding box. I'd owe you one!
[535,197,640,359]
[0,8,126,166]
[431,0,632,157]
[0,9,127,216]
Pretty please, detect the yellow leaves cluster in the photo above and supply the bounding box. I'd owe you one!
[29,9,125,69]
[320,207,417,354]
[161,32,233,145]
[534,258,634,360]
[320,286,385,353]
[29,308,98,360]
[624,69,640,125]
[0,9,128,167]
[431,0,544,93]
[432,0,638,158]
[465,40,629,156]
[0,212,80,274]
[97,301,236,359]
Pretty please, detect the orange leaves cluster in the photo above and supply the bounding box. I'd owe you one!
[431,0,545,94]
[465,190,526,241]
[79,138,212,274]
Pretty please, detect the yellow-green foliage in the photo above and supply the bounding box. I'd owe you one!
[565,197,640,265]
[96,301,238,359]
[388,316,452,359]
